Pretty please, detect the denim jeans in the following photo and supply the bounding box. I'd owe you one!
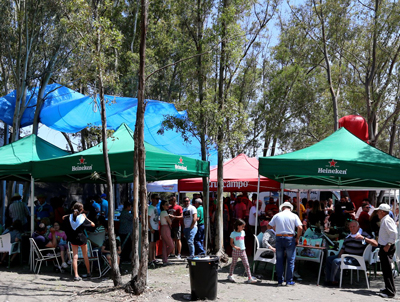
[183,226,198,257]
[325,254,360,282]
[275,236,296,284]
[194,224,205,255]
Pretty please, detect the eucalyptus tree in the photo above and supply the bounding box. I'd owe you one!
[69,0,123,286]
[286,0,352,131]
[213,0,280,255]
[1,0,82,141]
[345,0,400,147]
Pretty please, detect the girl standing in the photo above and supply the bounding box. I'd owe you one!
[228,219,258,283]
[63,202,95,281]
[160,200,174,265]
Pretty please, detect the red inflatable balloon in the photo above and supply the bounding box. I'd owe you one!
[339,115,369,208]
[339,115,369,142]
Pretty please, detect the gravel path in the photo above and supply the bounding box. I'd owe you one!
[0,259,399,302]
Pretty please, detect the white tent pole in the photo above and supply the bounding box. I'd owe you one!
[204,176,209,252]
[30,176,35,272]
[30,176,34,235]
[254,173,261,258]
[255,173,260,234]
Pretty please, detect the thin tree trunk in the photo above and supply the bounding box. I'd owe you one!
[61,132,75,153]
[215,0,227,257]
[126,0,148,295]
[96,1,122,286]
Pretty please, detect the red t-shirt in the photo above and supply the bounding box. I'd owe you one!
[234,202,247,219]
[265,204,279,216]
[358,211,371,233]
[168,204,183,228]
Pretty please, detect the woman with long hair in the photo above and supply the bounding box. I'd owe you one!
[63,202,95,281]
[160,200,174,265]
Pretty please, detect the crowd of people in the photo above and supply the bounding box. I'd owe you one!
[231,194,398,299]
[2,189,399,297]
[1,192,131,280]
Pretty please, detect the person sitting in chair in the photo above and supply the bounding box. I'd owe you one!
[261,221,276,259]
[32,223,57,250]
[0,220,23,265]
[325,220,377,286]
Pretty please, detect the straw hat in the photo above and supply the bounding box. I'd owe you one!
[279,201,293,211]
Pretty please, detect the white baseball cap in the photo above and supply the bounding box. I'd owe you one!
[375,203,391,212]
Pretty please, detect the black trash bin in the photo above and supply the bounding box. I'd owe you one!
[187,255,219,301]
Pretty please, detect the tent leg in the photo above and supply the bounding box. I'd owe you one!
[30,177,35,235]
[254,174,261,258]
[204,177,209,253]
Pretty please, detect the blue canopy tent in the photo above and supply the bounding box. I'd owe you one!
[0,84,217,165]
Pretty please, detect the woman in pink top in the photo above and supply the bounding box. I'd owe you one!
[160,200,174,265]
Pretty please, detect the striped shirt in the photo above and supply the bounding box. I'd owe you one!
[9,201,30,225]
[378,214,398,246]
[342,230,371,255]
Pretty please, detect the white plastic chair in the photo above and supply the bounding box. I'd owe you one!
[29,238,61,274]
[252,234,276,279]
[67,240,102,278]
[295,237,324,285]
[339,244,372,288]
[0,233,21,268]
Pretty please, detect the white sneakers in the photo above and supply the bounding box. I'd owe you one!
[228,275,236,282]
[61,262,68,268]
[246,277,258,284]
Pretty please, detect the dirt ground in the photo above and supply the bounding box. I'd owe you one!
[0,257,399,302]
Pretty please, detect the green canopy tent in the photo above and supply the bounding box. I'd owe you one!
[31,123,210,183]
[0,135,70,234]
[258,127,400,190]
[0,134,69,181]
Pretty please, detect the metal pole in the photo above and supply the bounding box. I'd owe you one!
[204,177,209,252]
[30,176,35,272]
[255,173,260,236]
[254,173,261,258]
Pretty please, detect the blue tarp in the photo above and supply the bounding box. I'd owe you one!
[0,84,217,165]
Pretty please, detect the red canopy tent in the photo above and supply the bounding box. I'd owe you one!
[178,153,280,192]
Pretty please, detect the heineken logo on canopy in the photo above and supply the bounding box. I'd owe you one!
[175,156,187,171]
[72,156,93,172]
[318,159,347,175]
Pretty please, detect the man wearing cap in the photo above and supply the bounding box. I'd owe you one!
[9,193,30,227]
[376,204,398,298]
[269,201,303,286]
[34,194,54,223]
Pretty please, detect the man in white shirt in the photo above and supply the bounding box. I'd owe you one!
[148,194,160,264]
[376,204,398,298]
[182,197,197,257]
[269,201,302,286]
[248,200,262,234]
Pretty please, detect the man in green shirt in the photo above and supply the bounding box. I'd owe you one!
[194,198,206,255]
